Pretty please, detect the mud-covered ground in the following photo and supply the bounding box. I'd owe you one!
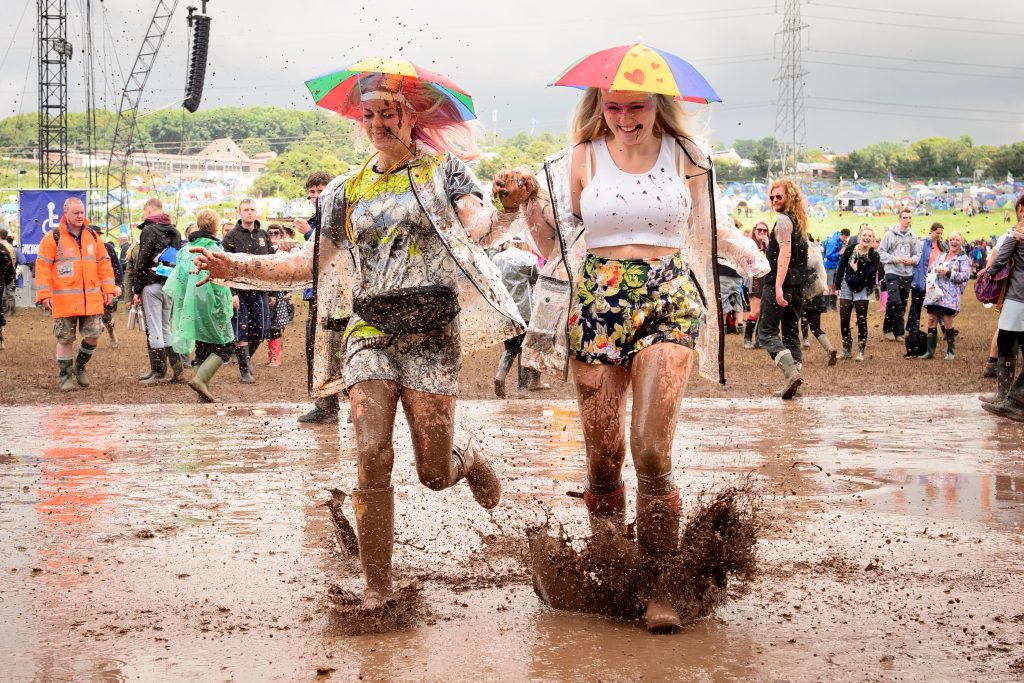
[1,397,1022,682]
[0,290,1004,405]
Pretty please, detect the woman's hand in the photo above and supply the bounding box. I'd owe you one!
[493,167,537,213]
[190,246,235,286]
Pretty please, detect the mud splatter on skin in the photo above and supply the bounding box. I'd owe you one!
[529,486,761,625]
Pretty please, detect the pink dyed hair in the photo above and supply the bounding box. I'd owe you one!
[347,73,480,162]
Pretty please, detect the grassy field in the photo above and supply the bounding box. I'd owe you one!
[735,208,1014,243]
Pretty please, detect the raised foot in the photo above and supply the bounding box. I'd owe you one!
[645,596,682,634]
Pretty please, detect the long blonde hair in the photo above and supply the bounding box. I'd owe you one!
[570,87,693,145]
[769,178,809,238]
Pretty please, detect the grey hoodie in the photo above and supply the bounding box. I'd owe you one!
[877,226,921,278]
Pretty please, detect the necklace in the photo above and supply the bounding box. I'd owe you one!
[344,150,412,244]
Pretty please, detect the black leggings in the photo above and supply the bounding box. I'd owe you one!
[997,329,1024,358]
[839,299,869,344]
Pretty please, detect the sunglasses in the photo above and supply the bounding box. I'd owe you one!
[755,228,769,233]
[268,231,281,236]
[769,194,785,201]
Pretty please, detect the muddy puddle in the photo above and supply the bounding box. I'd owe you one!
[1,395,1022,681]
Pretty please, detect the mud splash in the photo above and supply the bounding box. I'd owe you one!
[530,487,760,623]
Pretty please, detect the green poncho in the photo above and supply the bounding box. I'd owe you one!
[163,235,235,354]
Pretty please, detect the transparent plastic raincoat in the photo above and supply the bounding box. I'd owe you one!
[215,151,526,397]
[518,136,769,384]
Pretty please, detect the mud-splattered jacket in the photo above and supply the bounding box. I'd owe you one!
[516,137,769,384]
[216,149,525,397]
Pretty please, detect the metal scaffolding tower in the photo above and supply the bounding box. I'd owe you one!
[104,0,179,230]
[37,0,71,188]
[769,0,808,178]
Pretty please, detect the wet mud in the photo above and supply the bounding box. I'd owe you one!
[530,487,759,623]
[0,396,1022,681]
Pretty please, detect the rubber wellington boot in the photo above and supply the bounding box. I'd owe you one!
[106,324,119,349]
[140,349,170,386]
[636,490,682,634]
[454,434,501,509]
[236,345,255,384]
[816,333,838,366]
[944,328,956,361]
[856,339,866,362]
[982,359,998,378]
[138,347,161,381]
[919,329,937,359]
[583,481,627,536]
[493,349,515,398]
[351,486,395,608]
[166,348,185,383]
[298,395,340,424]
[57,358,76,392]
[839,337,852,360]
[188,354,225,403]
[774,350,802,400]
[982,373,1024,423]
[980,358,1015,405]
[743,319,757,350]
[73,341,96,388]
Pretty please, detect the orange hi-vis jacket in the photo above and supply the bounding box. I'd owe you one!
[35,217,118,318]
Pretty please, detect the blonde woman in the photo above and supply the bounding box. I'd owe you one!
[918,231,971,360]
[833,225,879,361]
[519,87,767,632]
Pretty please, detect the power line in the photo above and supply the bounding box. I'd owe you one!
[809,96,1023,118]
[804,59,1024,81]
[810,2,1024,27]
[806,105,1019,125]
[0,0,33,76]
[807,48,1022,72]
[803,13,1023,38]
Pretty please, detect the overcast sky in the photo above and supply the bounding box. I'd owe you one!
[1,0,1021,153]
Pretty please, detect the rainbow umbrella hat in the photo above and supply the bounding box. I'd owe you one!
[550,42,721,104]
[304,57,477,121]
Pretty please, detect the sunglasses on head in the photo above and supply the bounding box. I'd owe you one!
[769,194,785,200]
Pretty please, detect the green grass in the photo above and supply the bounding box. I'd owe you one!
[734,208,1012,243]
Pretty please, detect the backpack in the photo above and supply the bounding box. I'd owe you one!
[153,245,178,278]
[904,329,928,358]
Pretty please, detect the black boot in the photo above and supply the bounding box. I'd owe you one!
[980,357,1016,405]
[73,340,96,388]
[982,371,1024,422]
[494,349,515,398]
[743,318,757,349]
[138,347,161,381]
[840,335,852,360]
[298,394,340,423]
[236,345,255,384]
[140,348,170,385]
[944,328,956,361]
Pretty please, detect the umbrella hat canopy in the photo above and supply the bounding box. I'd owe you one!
[305,58,477,122]
[551,42,721,104]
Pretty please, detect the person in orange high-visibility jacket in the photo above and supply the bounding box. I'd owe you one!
[34,197,118,391]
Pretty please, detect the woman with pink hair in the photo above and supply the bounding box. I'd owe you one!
[192,69,534,611]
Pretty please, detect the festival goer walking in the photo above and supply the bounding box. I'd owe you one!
[907,222,944,334]
[981,196,1024,418]
[192,68,528,612]
[262,223,296,368]
[34,198,117,391]
[822,228,848,311]
[101,238,122,348]
[519,75,767,631]
[222,198,272,384]
[743,221,770,349]
[916,231,970,360]
[294,171,343,424]
[0,232,14,350]
[834,225,879,361]
[164,209,235,403]
[878,208,921,342]
[757,178,809,398]
[133,198,183,385]
[491,236,540,397]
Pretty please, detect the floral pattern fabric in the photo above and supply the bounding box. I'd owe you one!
[569,252,703,365]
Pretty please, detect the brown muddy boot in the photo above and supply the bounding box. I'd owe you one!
[636,490,682,634]
[774,350,802,399]
[106,324,119,349]
[351,486,395,609]
[982,372,1024,423]
[816,333,838,366]
[583,481,626,536]
[980,357,1015,405]
[455,434,501,509]
[57,358,76,392]
[166,348,185,383]
[188,354,225,403]
[140,349,171,386]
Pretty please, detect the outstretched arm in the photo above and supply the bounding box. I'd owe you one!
[191,240,314,289]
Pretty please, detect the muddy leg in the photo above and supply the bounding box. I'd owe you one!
[630,343,693,634]
[572,357,630,494]
[350,380,401,607]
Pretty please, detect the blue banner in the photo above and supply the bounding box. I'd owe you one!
[19,190,87,263]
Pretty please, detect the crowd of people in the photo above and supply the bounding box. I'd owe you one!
[5,52,1024,637]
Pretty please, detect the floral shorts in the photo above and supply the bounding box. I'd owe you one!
[569,252,703,366]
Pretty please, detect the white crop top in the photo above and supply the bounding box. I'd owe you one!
[579,135,691,250]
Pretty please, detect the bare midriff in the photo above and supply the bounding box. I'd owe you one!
[589,244,679,260]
